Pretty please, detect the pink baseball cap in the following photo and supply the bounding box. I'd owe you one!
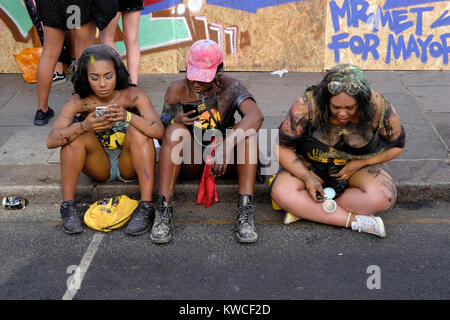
[187,40,224,83]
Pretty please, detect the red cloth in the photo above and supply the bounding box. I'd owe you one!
[196,138,219,208]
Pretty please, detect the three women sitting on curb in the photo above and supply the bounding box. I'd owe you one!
[47,42,405,240]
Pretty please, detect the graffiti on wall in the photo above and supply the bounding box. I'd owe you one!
[327,0,450,65]
[205,0,304,13]
[0,0,33,41]
[114,0,306,57]
[115,6,243,59]
[3,0,447,70]
[0,0,306,60]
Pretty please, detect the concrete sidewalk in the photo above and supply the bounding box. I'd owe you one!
[0,71,449,206]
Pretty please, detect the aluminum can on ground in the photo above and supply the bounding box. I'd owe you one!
[2,196,28,210]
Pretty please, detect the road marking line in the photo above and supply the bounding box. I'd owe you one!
[172,217,450,225]
[62,233,104,300]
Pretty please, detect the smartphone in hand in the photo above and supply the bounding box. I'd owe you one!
[95,106,108,118]
[182,103,199,118]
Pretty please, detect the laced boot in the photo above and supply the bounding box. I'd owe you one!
[150,195,174,244]
[125,201,155,235]
[236,194,258,243]
[60,200,84,234]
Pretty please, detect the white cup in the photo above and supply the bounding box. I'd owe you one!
[322,199,337,213]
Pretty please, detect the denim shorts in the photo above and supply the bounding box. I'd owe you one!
[104,148,137,183]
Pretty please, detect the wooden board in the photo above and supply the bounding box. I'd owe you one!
[324,0,450,70]
[0,0,448,73]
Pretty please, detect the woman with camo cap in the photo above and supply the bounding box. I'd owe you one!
[271,64,406,237]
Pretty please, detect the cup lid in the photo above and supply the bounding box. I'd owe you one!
[323,187,336,199]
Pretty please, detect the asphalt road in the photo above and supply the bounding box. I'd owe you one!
[0,200,449,306]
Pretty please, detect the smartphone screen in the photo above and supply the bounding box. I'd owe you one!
[95,106,107,118]
[182,103,199,118]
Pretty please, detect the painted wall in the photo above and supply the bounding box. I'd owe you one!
[0,0,449,73]
[325,0,450,70]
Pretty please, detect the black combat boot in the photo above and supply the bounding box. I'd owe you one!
[236,194,258,243]
[150,195,174,244]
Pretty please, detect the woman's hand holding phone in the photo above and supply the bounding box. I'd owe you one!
[84,108,114,132]
[173,110,200,126]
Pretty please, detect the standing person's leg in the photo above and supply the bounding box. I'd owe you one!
[34,26,65,126]
[71,20,96,60]
[99,12,121,53]
[54,62,64,76]
[121,10,142,85]
[52,37,72,85]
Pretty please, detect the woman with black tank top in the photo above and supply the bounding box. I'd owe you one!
[271,64,405,237]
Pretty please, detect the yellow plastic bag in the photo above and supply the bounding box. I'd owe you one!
[268,174,302,225]
[13,47,43,83]
[84,195,138,232]
[268,174,282,211]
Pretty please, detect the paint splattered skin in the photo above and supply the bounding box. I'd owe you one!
[47,85,164,149]
[161,75,257,132]
[274,86,404,217]
[279,89,403,151]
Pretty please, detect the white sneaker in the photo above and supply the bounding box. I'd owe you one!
[283,212,302,225]
[351,215,386,237]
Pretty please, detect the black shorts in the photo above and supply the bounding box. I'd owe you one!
[36,0,93,30]
[309,162,350,198]
[119,0,144,12]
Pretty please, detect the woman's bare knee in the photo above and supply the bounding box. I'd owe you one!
[379,180,397,209]
[60,134,85,152]
[270,175,303,207]
[364,182,397,212]
[163,124,190,146]
[126,125,152,144]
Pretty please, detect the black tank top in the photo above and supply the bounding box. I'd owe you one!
[295,91,388,165]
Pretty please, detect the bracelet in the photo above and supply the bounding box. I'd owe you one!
[125,111,132,123]
[345,212,352,228]
[80,121,86,133]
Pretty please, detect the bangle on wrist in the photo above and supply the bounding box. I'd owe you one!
[125,111,132,123]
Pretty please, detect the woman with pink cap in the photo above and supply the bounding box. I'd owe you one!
[154,40,264,244]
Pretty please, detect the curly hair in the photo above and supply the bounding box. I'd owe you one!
[72,44,132,98]
[306,64,375,138]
